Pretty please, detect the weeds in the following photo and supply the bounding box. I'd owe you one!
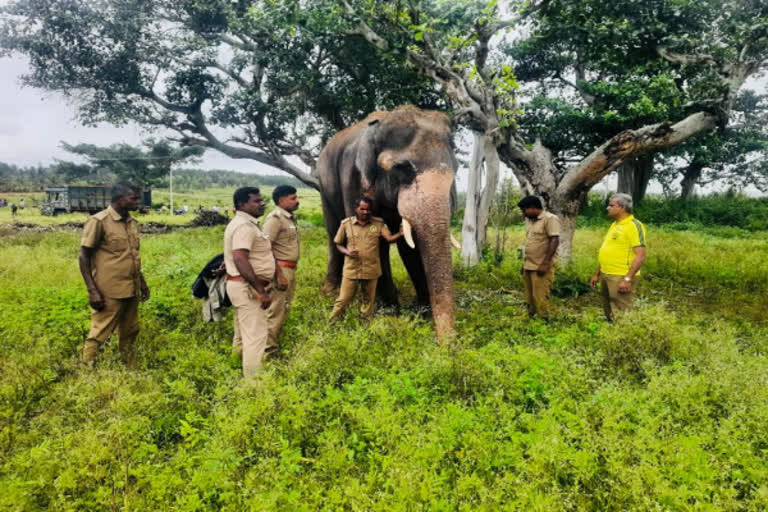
[0,211,767,510]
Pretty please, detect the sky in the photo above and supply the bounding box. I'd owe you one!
[0,55,271,174]
[0,53,765,195]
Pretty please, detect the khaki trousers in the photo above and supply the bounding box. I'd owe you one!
[267,266,297,354]
[522,266,555,318]
[227,280,269,378]
[328,277,377,322]
[600,274,640,320]
[82,296,139,366]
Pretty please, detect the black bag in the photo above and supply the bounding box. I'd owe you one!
[192,253,225,299]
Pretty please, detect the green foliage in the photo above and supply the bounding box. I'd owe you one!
[580,193,768,231]
[0,0,445,180]
[55,140,204,189]
[0,160,312,194]
[1,211,767,509]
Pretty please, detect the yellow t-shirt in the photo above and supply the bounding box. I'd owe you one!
[598,215,647,276]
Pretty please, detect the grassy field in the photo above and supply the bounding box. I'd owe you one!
[0,187,325,229]
[1,194,767,510]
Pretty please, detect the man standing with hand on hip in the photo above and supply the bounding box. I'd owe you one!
[79,183,150,367]
[224,187,275,377]
[590,193,647,321]
[262,185,300,357]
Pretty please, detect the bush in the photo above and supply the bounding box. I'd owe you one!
[579,193,768,230]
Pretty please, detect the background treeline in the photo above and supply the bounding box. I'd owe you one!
[0,162,307,192]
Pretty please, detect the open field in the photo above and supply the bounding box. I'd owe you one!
[0,187,324,230]
[1,197,767,510]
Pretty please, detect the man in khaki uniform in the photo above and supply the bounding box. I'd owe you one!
[224,186,276,377]
[590,193,647,321]
[79,183,150,366]
[329,197,403,322]
[262,185,300,355]
[518,195,560,319]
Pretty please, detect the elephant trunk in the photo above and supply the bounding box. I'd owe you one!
[398,166,456,340]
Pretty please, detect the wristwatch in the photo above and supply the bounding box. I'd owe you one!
[623,276,631,282]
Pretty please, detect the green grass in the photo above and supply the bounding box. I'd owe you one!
[1,200,767,509]
[0,187,324,229]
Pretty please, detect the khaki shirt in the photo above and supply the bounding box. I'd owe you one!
[262,206,300,263]
[224,211,275,280]
[80,206,142,299]
[334,216,392,279]
[523,211,561,270]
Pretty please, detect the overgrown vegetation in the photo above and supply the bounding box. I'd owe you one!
[1,193,766,510]
[579,192,768,232]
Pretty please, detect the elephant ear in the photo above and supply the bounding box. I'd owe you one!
[355,119,380,191]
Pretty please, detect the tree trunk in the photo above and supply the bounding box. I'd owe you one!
[680,161,705,199]
[557,213,578,263]
[616,153,654,202]
[460,132,483,266]
[460,131,500,267]
[476,134,500,251]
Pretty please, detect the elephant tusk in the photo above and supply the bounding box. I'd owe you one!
[450,233,461,250]
[402,218,416,249]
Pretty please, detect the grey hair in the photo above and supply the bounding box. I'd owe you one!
[610,193,633,213]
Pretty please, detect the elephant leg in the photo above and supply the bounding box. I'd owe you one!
[377,241,399,309]
[396,239,430,307]
[321,193,344,295]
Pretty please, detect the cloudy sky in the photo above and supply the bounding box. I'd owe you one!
[0,55,270,174]
[1,52,765,194]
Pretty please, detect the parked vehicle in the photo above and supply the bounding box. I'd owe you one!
[40,185,152,216]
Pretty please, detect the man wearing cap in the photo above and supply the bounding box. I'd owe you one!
[262,185,300,356]
[79,183,150,367]
[590,193,648,321]
[224,186,275,377]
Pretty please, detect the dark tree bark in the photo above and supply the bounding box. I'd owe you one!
[617,153,654,202]
[680,160,706,199]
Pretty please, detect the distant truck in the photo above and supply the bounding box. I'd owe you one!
[40,185,152,216]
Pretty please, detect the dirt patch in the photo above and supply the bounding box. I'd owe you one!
[0,211,228,237]
[190,210,229,227]
[0,222,82,236]
[0,220,208,237]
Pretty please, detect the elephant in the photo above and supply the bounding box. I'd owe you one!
[316,105,459,338]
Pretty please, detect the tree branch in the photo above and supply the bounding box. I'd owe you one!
[341,0,389,50]
[556,111,719,199]
[219,34,260,53]
[185,106,319,188]
[657,47,717,67]
[139,90,193,115]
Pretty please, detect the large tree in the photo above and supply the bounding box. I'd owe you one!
[341,0,768,260]
[54,140,205,189]
[0,0,443,189]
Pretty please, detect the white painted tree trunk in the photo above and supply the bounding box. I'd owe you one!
[461,131,500,267]
[476,134,500,251]
[460,132,483,266]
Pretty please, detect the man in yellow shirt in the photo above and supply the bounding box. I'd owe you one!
[590,193,647,321]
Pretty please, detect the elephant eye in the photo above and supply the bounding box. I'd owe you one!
[392,160,417,183]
